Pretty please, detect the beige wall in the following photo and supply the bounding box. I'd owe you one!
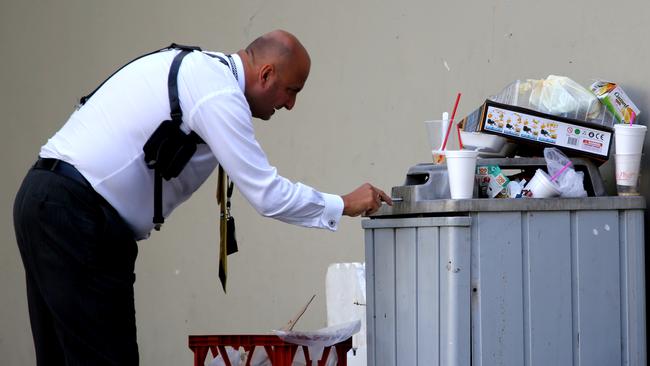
[2,0,649,364]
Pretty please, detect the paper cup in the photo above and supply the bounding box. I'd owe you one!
[445,150,479,199]
[615,153,642,195]
[524,169,561,198]
[614,124,647,154]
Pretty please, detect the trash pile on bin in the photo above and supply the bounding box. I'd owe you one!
[425,75,646,198]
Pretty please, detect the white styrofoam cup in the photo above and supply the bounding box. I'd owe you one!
[445,150,479,199]
[525,169,561,198]
[614,124,647,154]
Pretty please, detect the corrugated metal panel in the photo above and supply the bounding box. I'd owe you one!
[395,227,417,366]
[573,211,621,365]
[364,207,645,366]
[365,228,376,366]
[365,218,471,366]
[416,226,440,365]
[620,210,646,366]
[373,228,396,365]
[525,211,572,366]
[473,212,525,366]
[439,226,471,366]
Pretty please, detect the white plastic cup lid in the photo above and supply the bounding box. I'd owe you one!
[443,150,480,158]
[614,124,647,134]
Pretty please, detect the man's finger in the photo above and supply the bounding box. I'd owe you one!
[378,189,393,205]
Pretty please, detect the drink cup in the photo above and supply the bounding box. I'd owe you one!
[615,153,643,195]
[425,120,445,151]
[426,119,461,164]
[445,150,479,199]
[524,169,561,198]
[432,150,446,164]
[426,120,446,164]
[614,124,647,154]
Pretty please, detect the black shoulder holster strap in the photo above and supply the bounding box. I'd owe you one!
[143,47,203,230]
[78,43,204,107]
[78,43,236,231]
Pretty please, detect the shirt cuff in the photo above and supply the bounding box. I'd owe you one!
[320,193,344,231]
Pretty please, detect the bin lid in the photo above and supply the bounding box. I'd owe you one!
[370,196,645,217]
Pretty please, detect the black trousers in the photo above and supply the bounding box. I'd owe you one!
[13,167,139,365]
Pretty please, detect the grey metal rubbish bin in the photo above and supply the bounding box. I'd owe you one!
[363,196,646,366]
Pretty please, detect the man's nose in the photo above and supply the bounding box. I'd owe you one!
[284,95,296,110]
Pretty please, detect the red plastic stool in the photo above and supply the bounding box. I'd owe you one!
[188,334,352,366]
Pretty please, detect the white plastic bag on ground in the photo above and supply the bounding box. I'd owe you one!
[208,346,271,366]
[273,320,361,366]
[273,320,361,348]
[325,263,366,349]
[208,346,244,366]
[325,263,367,366]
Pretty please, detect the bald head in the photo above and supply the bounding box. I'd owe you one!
[238,30,311,120]
[245,29,310,71]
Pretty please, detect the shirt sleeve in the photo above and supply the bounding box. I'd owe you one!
[187,89,344,231]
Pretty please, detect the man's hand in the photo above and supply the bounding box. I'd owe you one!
[341,183,393,217]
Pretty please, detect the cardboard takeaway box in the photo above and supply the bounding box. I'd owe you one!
[460,100,613,162]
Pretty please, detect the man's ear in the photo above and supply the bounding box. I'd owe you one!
[259,64,274,87]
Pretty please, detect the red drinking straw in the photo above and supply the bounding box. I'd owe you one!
[441,93,462,151]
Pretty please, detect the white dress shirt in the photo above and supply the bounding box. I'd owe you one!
[40,49,343,240]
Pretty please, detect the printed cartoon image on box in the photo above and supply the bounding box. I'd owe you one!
[538,121,558,143]
[520,117,538,140]
[503,112,521,137]
[485,109,505,132]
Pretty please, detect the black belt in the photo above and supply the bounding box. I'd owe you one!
[33,158,91,189]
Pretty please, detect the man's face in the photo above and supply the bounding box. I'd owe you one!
[248,59,309,120]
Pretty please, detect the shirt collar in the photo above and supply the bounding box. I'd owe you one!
[229,53,245,93]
